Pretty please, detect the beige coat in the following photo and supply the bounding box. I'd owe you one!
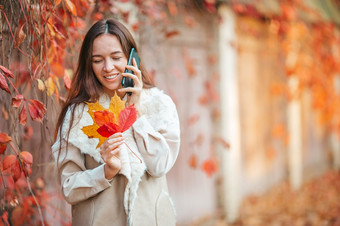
[52,88,180,226]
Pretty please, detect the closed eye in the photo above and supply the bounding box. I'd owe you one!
[92,59,103,63]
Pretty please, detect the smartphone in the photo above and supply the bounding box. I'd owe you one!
[122,48,141,95]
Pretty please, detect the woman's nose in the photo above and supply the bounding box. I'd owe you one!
[104,59,114,72]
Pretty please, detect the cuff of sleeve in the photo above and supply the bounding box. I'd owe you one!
[93,164,112,187]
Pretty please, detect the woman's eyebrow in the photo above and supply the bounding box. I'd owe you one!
[92,51,123,58]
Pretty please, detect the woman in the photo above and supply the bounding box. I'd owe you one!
[52,19,180,226]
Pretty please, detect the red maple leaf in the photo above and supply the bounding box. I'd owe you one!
[96,105,137,137]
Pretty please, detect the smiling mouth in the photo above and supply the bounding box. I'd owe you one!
[104,74,119,80]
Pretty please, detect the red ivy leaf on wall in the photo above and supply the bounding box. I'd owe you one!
[0,72,10,94]
[0,133,12,155]
[3,155,21,182]
[55,0,62,6]
[189,154,198,169]
[14,23,26,48]
[202,158,218,177]
[165,30,180,38]
[184,53,196,77]
[188,114,200,126]
[2,151,33,181]
[20,151,33,177]
[215,137,230,149]
[1,211,9,226]
[63,73,71,90]
[65,0,77,16]
[19,104,27,125]
[12,94,24,108]
[0,65,14,78]
[28,99,46,122]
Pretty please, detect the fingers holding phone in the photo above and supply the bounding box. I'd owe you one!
[121,48,141,95]
[121,58,143,112]
[124,58,142,88]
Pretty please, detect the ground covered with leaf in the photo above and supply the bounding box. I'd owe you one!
[191,170,340,226]
[235,170,340,226]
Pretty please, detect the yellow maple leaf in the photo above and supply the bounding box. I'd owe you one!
[109,93,126,124]
[81,93,126,148]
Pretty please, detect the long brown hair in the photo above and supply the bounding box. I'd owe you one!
[54,18,154,146]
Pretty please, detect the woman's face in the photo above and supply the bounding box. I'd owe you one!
[92,34,128,97]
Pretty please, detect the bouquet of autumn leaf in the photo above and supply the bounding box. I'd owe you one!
[81,93,142,163]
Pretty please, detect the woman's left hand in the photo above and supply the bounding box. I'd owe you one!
[119,58,143,116]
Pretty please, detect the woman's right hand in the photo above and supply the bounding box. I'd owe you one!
[99,132,124,180]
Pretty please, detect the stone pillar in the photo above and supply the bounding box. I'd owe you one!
[218,5,242,223]
[287,76,303,190]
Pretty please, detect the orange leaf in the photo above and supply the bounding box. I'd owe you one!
[167,1,178,16]
[94,111,115,127]
[0,133,11,155]
[20,151,33,177]
[0,132,11,143]
[0,144,7,155]
[96,105,136,137]
[3,155,21,182]
[93,12,104,21]
[14,23,26,48]
[19,104,27,125]
[50,62,64,77]
[65,0,77,16]
[28,99,46,123]
[215,137,230,149]
[2,102,9,120]
[188,114,200,126]
[194,133,204,146]
[64,73,71,90]
[184,54,196,77]
[189,154,198,169]
[55,0,62,6]
[202,158,218,177]
[12,94,24,108]
[1,211,9,226]
[165,30,180,39]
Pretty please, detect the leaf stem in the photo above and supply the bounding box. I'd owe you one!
[8,141,19,155]
[0,10,28,57]
[0,156,7,212]
[123,141,142,163]
[16,154,45,226]
[26,177,45,226]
